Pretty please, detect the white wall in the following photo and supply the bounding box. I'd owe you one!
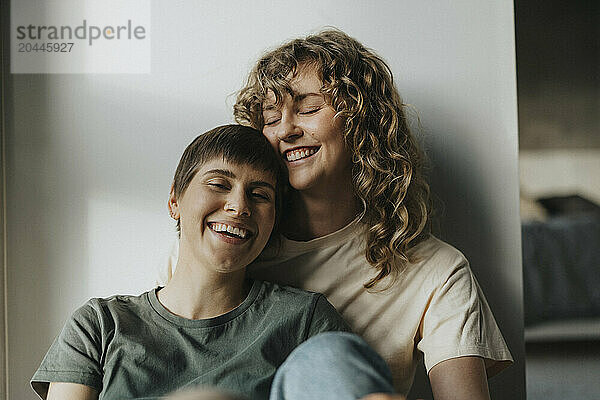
[6,1,524,399]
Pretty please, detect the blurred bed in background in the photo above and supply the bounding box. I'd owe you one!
[520,189,600,340]
[518,149,600,399]
[519,149,600,341]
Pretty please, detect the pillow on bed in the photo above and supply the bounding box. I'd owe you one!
[537,194,600,216]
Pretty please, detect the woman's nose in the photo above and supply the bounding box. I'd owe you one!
[224,191,251,217]
[276,113,303,142]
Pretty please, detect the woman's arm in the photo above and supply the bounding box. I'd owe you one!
[359,356,489,400]
[47,382,98,400]
[429,356,490,400]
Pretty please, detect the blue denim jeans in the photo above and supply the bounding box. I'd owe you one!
[269,332,395,400]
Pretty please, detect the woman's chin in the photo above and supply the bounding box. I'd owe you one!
[288,174,320,193]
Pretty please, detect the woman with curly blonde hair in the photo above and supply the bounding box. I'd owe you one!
[235,30,431,289]
[161,29,512,400]
[234,29,512,399]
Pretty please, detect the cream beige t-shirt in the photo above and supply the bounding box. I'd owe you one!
[159,218,513,394]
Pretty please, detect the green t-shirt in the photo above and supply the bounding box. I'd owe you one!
[31,280,349,400]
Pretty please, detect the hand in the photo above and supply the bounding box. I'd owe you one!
[360,394,409,400]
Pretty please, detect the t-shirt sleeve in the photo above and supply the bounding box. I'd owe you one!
[417,263,513,376]
[305,294,352,339]
[31,300,105,399]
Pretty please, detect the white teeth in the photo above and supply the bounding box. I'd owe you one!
[211,223,248,239]
[286,148,317,162]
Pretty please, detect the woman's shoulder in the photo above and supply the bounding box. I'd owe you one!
[254,280,350,333]
[82,290,151,308]
[72,291,154,324]
[255,280,341,316]
[397,235,472,287]
[410,235,469,267]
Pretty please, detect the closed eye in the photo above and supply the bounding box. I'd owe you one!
[299,107,321,115]
[251,191,272,201]
[263,109,282,126]
[208,182,229,190]
[263,117,280,126]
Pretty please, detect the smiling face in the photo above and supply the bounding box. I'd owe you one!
[169,158,276,274]
[261,65,353,192]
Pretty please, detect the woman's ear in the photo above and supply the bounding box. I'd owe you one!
[168,186,180,220]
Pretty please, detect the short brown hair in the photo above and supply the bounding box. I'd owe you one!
[172,125,286,242]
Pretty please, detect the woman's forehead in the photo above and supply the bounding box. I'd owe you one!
[263,67,324,107]
[196,158,277,186]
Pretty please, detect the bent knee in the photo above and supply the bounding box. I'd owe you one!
[299,332,368,354]
[287,332,382,367]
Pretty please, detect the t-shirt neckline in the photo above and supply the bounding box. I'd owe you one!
[280,214,364,253]
[147,280,262,328]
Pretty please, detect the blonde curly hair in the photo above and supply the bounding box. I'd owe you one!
[234,29,431,288]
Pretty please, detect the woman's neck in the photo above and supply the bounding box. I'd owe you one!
[157,256,250,320]
[282,184,362,241]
